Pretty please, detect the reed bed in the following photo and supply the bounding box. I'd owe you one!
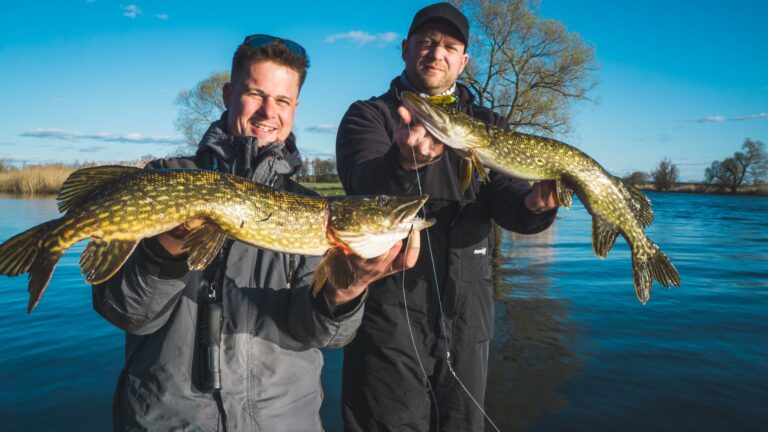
[0,158,151,196]
[0,164,75,195]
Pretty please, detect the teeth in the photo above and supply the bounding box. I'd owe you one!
[254,124,276,132]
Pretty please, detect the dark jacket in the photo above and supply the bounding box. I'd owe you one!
[94,115,365,431]
[335,77,557,431]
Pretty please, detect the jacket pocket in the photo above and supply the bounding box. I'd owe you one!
[449,202,493,283]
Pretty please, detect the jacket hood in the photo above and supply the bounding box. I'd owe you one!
[195,112,304,184]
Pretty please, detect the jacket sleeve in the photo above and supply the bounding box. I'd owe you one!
[92,237,191,335]
[287,254,367,348]
[481,171,558,234]
[336,99,412,195]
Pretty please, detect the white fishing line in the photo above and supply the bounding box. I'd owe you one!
[403,121,501,432]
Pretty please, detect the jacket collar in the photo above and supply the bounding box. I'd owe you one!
[388,73,476,107]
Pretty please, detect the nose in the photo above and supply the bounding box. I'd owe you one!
[258,96,277,118]
[426,44,446,60]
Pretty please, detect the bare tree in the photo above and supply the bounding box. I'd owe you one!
[310,158,339,183]
[623,170,649,186]
[705,138,767,192]
[174,71,230,147]
[651,158,679,191]
[453,0,598,135]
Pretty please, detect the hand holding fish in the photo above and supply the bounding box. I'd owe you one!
[395,106,445,170]
[525,181,560,214]
[322,230,421,306]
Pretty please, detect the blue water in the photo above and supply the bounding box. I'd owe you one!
[1,193,766,431]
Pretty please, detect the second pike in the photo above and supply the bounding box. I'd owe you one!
[402,91,680,304]
[0,166,433,312]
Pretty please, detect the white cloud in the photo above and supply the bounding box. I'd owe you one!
[155,13,169,20]
[20,128,184,145]
[693,115,726,123]
[78,145,107,153]
[305,124,338,134]
[378,32,398,42]
[324,31,399,45]
[691,113,767,123]
[732,113,767,121]
[122,5,142,19]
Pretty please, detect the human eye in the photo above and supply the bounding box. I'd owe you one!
[276,97,292,107]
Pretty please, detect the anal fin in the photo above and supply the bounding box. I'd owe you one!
[80,239,139,284]
[183,223,228,270]
[592,216,619,258]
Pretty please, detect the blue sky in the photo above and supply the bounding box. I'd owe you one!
[0,0,765,181]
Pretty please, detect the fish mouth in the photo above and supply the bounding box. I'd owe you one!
[400,92,453,142]
[393,194,435,230]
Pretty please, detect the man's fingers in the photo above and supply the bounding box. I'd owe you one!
[402,229,421,268]
[397,106,413,125]
[182,217,206,231]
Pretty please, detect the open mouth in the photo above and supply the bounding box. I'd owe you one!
[393,195,435,230]
[253,123,278,132]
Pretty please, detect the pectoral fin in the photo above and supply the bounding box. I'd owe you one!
[184,223,228,270]
[591,216,619,258]
[470,150,490,183]
[459,158,473,194]
[311,248,355,297]
[80,238,139,284]
[555,180,574,209]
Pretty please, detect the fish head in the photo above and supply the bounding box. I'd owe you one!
[401,91,487,153]
[327,194,435,259]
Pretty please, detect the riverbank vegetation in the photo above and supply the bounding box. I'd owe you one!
[0,158,344,196]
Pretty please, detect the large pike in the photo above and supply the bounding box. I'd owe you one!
[0,166,433,312]
[401,91,680,303]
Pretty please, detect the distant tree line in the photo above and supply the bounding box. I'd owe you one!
[296,157,339,183]
[622,138,767,192]
[705,138,766,192]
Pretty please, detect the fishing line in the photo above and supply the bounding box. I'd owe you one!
[402,119,501,432]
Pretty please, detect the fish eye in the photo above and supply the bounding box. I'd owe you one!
[376,197,391,207]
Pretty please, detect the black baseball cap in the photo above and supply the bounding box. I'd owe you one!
[407,2,469,46]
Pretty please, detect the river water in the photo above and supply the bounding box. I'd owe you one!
[1,192,766,431]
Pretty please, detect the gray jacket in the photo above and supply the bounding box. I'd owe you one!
[93,116,365,431]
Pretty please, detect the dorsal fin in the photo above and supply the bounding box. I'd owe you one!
[57,165,141,213]
[613,176,654,227]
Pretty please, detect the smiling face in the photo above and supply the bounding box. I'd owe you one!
[223,60,300,145]
[402,21,468,95]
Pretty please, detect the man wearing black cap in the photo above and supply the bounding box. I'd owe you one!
[336,2,560,431]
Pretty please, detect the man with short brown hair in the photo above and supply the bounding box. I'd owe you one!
[94,34,413,431]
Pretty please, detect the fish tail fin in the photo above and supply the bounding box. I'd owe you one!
[28,249,65,313]
[631,247,681,304]
[311,248,355,297]
[0,219,65,313]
